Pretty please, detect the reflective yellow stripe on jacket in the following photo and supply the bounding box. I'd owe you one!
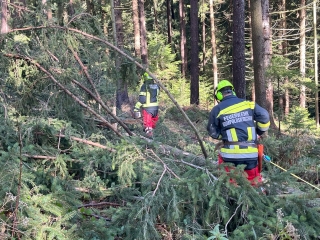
[219,101,258,159]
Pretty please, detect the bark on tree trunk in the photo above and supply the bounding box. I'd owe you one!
[279,0,290,117]
[190,0,199,105]
[262,0,277,128]
[232,0,246,99]
[133,0,141,57]
[201,3,206,73]
[114,0,129,109]
[209,0,218,106]
[299,0,306,108]
[86,0,94,14]
[248,0,255,102]
[251,0,266,108]
[1,0,10,34]
[179,0,187,77]
[57,0,64,26]
[101,0,107,35]
[10,0,26,28]
[153,1,158,31]
[314,0,319,128]
[67,0,75,19]
[284,77,289,115]
[166,0,172,44]
[139,0,148,66]
[42,0,52,21]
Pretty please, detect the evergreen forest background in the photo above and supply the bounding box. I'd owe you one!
[0,0,320,239]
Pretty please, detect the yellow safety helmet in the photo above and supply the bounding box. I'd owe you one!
[215,80,235,101]
[143,72,153,81]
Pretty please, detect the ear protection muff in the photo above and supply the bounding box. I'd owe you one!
[214,88,224,101]
[215,80,236,101]
[214,87,236,101]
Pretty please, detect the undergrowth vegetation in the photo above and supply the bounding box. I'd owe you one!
[0,100,320,239]
[0,9,319,239]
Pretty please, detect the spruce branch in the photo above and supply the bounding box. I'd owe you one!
[179,160,218,181]
[149,149,180,180]
[3,53,123,138]
[63,134,117,152]
[9,25,208,159]
[68,45,100,98]
[78,201,121,208]
[152,167,167,197]
[81,213,111,221]
[224,202,243,236]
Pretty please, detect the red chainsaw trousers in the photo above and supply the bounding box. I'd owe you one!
[142,109,159,129]
[218,154,262,186]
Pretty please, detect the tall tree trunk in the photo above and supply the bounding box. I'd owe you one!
[251,0,266,108]
[57,0,64,26]
[190,0,199,105]
[139,0,148,66]
[279,0,289,116]
[201,0,206,72]
[314,0,319,127]
[67,0,75,20]
[86,0,94,14]
[101,0,107,35]
[10,0,26,28]
[179,0,187,77]
[209,0,218,105]
[133,0,141,57]
[262,0,276,128]
[299,0,306,108]
[153,0,158,31]
[114,0,129,109]
[42,0,52,21]
[1,0,10,34]
[166,0,172,44]
[232,0,246,99]
[248,0,255,101]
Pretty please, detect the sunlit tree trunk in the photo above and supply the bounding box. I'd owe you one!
[201,21,206,72]
[1,0,10,34]
[101,0,107,35]
[232,0,246,99]
[299,0,306,108]
[280,0,289,116]
[313,0,319,127]
[114,0,129,109]
[166,0,172,44]
[190,0,199,105]
[251,0,266,108]
[179,0,187,77]
[153,0,158,31]
[209,0,218,105]
[139,0,148,66]
[248,0,255,101]
[201,0,206,72]
[262,0,276,128]
[133,0,141,57]
[42,0,52,21]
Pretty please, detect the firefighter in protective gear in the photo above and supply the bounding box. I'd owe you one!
[134,72,160,137]
[207,80,270,186]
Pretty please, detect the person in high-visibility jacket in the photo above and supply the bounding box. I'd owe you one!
[134,72,160,137]
[207,80,270,186]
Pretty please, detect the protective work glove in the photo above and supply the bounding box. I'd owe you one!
[133,107,141,119]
